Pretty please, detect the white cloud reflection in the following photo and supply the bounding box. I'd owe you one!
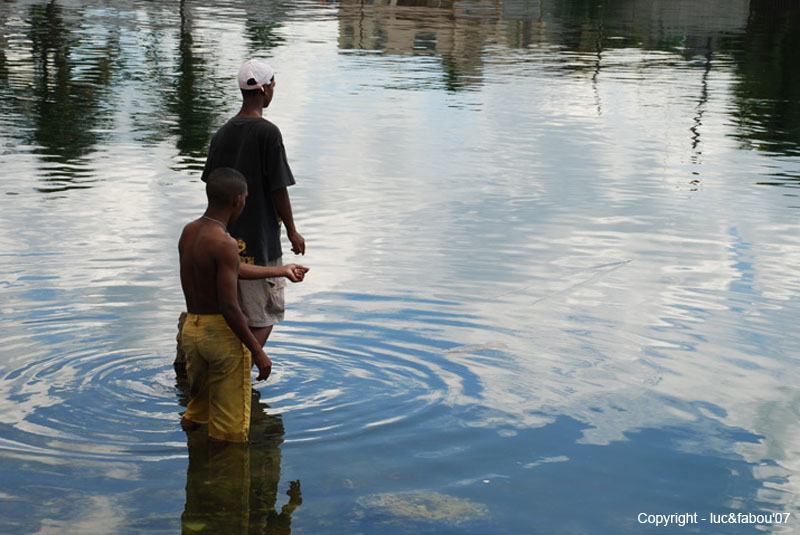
[1,0,799,525]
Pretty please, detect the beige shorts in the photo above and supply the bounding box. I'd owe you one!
[238,257,285,328]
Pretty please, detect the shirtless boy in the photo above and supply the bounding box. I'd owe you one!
[178,167,309,442]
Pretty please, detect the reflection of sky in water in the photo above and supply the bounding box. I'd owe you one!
[1,0,800,533]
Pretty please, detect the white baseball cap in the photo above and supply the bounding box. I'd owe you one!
[237,59,274,90]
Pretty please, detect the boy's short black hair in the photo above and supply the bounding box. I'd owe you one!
[206,167,247,205]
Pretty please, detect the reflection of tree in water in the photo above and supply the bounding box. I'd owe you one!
[524,0,740,73]
[131,0,226,172]
[140,0,289,172]
[165,0,224,172]
[180,388,301,535]
[3,1,119,191]
[0,11,10,102]
[243,0,289,55]
[729,0,800,158]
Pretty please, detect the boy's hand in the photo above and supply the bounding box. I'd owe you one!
[252,349,272,381]
[283,264,309,282]
[287,480,302,506]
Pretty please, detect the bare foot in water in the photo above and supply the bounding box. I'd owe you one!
[180,417,201,432]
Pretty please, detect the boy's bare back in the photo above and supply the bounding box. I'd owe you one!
[178,219,240,315]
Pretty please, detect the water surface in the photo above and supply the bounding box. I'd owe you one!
[1,0,799,533]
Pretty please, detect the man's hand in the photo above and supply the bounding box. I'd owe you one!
[283,264,309,282]
[252,349,272,381]
[288,230,305,255]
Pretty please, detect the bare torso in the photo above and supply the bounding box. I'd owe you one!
[178,219,237,314]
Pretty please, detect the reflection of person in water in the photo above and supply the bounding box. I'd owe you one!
[180,389,302,535]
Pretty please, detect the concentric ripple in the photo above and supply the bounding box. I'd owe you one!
[265,342,448,443]
[252,302,495,445]
[0,346,186,463]
[0,290,502,463]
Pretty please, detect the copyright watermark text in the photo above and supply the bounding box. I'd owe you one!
[637,512,791,527]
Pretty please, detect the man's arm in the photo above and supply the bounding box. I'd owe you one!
[239,262,309,281]
[271,187,305,255]
[216,237,273,380]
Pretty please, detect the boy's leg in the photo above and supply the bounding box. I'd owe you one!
[206,326,253,442]
[182,315,210,428]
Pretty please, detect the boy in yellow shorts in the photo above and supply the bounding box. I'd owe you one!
[178,167,309,442]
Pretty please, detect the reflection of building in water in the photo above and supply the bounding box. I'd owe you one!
[180,390,301,535]
[338,0,505,90]
[336,0,751,90]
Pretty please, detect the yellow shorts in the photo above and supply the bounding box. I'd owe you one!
[181,313,252,442]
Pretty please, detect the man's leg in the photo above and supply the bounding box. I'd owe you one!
[251,325,273,347]
[239,277,281,349]
[253,264,284,348]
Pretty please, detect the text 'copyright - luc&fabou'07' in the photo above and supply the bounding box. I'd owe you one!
[637,512,791,527]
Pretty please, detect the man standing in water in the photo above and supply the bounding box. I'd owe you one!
[201,59,305,353]
[179,167,308,442]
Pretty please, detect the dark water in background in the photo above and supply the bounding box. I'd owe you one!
[1,0,800,533]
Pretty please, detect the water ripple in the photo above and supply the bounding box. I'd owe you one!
[0,347,184,463]
[263,317,488,445]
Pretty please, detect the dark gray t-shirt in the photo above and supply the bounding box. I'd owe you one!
[201,117,295,265]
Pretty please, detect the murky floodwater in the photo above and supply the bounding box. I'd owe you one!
[1,0,799,533]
